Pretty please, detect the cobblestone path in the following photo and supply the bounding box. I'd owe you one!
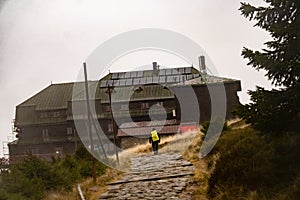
[98,153,194,200]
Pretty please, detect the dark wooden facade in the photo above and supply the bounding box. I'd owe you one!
[8,64,241,163]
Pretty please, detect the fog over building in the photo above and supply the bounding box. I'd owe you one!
[0,0,272,157]
[8,62,241,163]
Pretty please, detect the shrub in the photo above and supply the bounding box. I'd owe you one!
[208,127,300,199]
[201,117,228,135]
[0,145,107,199]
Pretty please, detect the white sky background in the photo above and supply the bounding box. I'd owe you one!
[0,0,273,156]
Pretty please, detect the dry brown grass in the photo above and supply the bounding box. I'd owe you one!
[45,128,214,199]
[117,130,199,157]
[45,167,123,200]
[181,130,214,200]
[82,168,123,200]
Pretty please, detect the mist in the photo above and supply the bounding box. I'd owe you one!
[0,0,272,156]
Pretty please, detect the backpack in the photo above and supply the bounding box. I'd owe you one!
[151,130,159,142]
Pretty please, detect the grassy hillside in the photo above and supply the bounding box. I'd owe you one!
[3,121,298,200]
[207,120,300,199]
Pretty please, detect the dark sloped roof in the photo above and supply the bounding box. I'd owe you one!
[72,83,174,103]
[18,82,75,110]
[16,66,240,111]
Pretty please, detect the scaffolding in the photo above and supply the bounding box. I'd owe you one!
[2,119,17,160]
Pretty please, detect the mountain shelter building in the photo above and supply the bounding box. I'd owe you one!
[8,61,241,163]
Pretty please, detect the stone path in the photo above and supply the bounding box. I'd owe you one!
[98,153,194,200]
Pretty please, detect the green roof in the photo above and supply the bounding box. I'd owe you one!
[18,82,75,110]
[72,83,174,103]
[17,66,239,111]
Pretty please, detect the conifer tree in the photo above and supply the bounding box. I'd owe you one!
[238,0,300,133]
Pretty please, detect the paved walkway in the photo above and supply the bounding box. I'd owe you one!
[98,153,194,200]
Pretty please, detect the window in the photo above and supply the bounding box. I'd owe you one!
[140,77,146,84]
[119,79,126,86]
[30,148,39,155]
[157,102,163,107]
[172,69,179,75]
[166,69,172,75]
[40,112,47,118]
[113,80,119,86]
[141,102,149,109]
[55,147,63,155]
[42,129,49,142]
[68,135,73,141]
[137,71,143,77]
[185,67,192,74]
[124,72,131,78]
[179,68,185,74]
[173,75,180,82]
[53,111,60,117]
[146,77,153,84]
[130,71,137,78]
[187,74,193,80]
[120,104,129,111]
[100,80,107,87]
[111,73,118,79]
[160,69,166,76]
[133,78,140,85]
[125,78,133,86]
[104,105,111,112]
[153,76,159,83]
[67,127,73,135]
[167,76,174,83]
[67,127,73,140]
[173,109,176,117]
[107,80,113,86]
[108,124,113,132]
[118,73,125,79]
[159,76,166,83]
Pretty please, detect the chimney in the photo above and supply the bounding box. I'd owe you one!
[152,62,158,76]
[198,56,207,74]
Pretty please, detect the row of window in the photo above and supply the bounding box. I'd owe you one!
[110,67,193,80]
[42,127,75,142]
[40,111,65,119]
[41,125,114,142]
[104,102,163,112]
[28,147,63,155]
[39,102,164,118]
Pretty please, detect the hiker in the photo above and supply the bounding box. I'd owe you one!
[149,128,160,155]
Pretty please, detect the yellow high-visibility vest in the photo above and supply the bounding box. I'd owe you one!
[151,130,159,142]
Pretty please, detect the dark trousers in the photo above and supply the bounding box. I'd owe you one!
[152,141,159,155]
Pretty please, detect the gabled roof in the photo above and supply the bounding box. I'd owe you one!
[16,66,240,111]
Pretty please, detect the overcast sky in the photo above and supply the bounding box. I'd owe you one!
[0,0,273,156]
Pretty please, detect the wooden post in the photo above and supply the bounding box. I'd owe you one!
[107,84,119,165]
[83,62,97,184]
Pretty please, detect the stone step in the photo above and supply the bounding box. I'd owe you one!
[108,172,194,185]
[98,153,194,199]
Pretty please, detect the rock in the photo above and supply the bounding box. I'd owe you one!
[89,186,100,192]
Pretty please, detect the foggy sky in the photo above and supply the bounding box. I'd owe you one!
[0,0,273,156]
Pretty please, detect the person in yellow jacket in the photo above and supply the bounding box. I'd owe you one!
[149,128,160,155]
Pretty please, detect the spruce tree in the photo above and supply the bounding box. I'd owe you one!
[238,0,300,133]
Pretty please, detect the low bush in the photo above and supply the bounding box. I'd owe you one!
[0,145,107,199]
[208,126,300,199]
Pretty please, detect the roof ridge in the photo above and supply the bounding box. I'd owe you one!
[109,65,194,74]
